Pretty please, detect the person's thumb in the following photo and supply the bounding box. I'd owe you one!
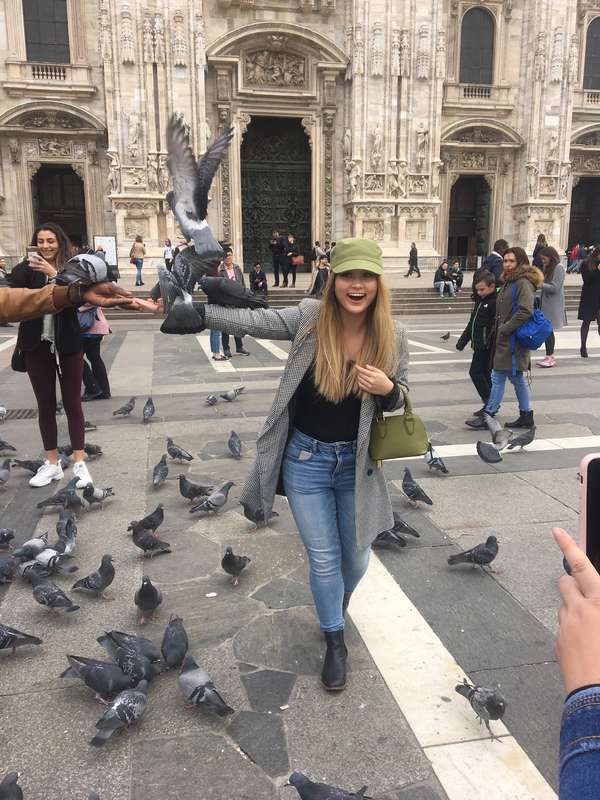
[553,527,600,598]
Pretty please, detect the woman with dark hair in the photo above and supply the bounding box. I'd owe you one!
[163,239,173,272]
[130,235,146,286]
[578,246,600,358]
[536,246,566,368]
[7,223,93,488]
[532,233,547,268]
[466,247,543,431]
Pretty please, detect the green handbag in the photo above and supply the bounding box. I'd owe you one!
[368,385,429,463]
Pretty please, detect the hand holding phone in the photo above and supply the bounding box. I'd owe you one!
[579,454,600,571]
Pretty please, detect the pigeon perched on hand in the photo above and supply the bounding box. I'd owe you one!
[89,681,148,747]
[205,394,218,406]
[98,630,161,664]
[178,653,234,716]
[0,555,17,583]
[132,527,171,558]
[190,481,235,514]
[152,454,168,489]
[30,570,80,612]
[128,504,164,536]
[72,554,115,599]
[0,623,42,654]
[0,528,15,549]
[287,772,371,800]
[12,458,43,474]
[199,276,268,309]
[60,654,135,699]
[83,484,115,508]
[455,677,506,741]
[0,458,11,486]
[221,547,251,586]
[228,430,242,459]
[0,772,23,800]
[167,437,193,462]
[240,502,279,528]
[220,387,245,402]
[13,532,48,560]
[402,468,433,506]
[0,439,17,453]
[113,396,136,417]
[424,443,448,474]
[135,576,162,624]
[476,440,503,464]
[447,535,499,570]
[506,426,536,450]
[178,474,214,502]
[142,397,155,423]
[56,252,108,286]
[161,614,189,668]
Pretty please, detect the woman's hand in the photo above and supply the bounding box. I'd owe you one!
[126,297,163,313]
[28,253,58,278]
[553,527,600,695]
[355,364,394,396]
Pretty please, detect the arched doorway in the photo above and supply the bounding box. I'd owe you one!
[240,116,311,271]
[32,164,87,247]
[447,175,491,267]
[568,177,600,248]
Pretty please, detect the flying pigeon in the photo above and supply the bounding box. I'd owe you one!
[89,681,148,747]
[506,426,536,450]
[205,394,218,406]
[221,547,251,586]
[483,414,512,450]
[178,654,234,716]
[447,535,499,570]
[228,430,242,459]
[455,677,506,741]
[287,772,371,800]
[219,387,245,402]
[60,654,135,700]
[178,474,214,503]
[0,528,15,549]
[166,437,193,462]
[240,502,279,528]
[0,623,42,654]
[30,570,80,612]
[0,772,23,800]
[402,468,433,506]
[72,554,115,599]
[424,443,448,474]
[161,614,189,668]
[152,454,168,489]
[476,440,503,464]
[190,480,235,514]
[199,276,268,310]
[135,576,162,624]
[142,397,155,423]
[113,396,136,417]
[127,504,164,536]
[83,484,115,508]
[98,630,161,664]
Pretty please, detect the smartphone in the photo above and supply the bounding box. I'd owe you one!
[26,246,38,261]
[580,454,600,571]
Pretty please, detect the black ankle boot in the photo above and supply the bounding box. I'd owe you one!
[321,629,347,691]
[505,410,534,429]
[342,592,352,616]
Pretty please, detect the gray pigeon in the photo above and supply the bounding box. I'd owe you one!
[448,535,499,570]
[132,527,171,558]
[0,528,15,549]
[402,468,433,505]
[0,623,42,654]
[228,430,242,459]
[135,576,162,624]
[221,547,251,586]
[507,426,536,450]
[111,645,157,685]
[60,654,135,699]
[34,548,78,575]
[55,507,77,552]
[287,772,371,800]
[12,459,44,474]
[372,528,407,549]
[179,474,214,503]
[240,502,279,528]
[476,440,503,464]
[72,554,115,598]
[178,653,234,716]
[36,477,80,510]
[13,532,48,560]
[161,614,189,668]
[220,387,245,402]
[483,413,512,450]
[0,458,11,486]
[113,396,136,417]
[58,443,102,459]
[0,772,23,800]
[455,677,506,741]
[30,570,79,612]
[391,511,420,538]
[205,394,218,406]
[0,439,17,453]
[190,480,235,514]
[127,504,164,536]
[424,444,448,474]
[98,630,161,664]
[142,397,155,423]
[83,484,115,508]
[167,437,193,462]
[84,420,98,432]
[89,680,148,747]
[200,276,268,310]
[441,331,451,341]
[0,555,17,583]
[152,454,168,489]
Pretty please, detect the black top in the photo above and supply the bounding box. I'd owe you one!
[294,364,361,443]
[7,260,82,355]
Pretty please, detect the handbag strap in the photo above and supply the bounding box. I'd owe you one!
[374,383,412,420]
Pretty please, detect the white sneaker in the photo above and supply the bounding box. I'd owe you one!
[73,460,93,489]
[29,461,64,488]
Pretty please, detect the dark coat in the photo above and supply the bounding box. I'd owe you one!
[284,239,300,264]
[7,260,82,355]
[217,262,246,288]
[532,243,544,268]
[481,252,504,284]
[578,258,600,322]
[492,264,544,373]
[409,246,418,267]
[250,269,267,293]
[433,265,453,284]
[456,290,498,352]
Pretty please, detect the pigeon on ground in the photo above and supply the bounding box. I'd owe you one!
[152,454,168,489]
[447,535,499,570]
[142,397,155,423]
[18,560,44,582]
[0,772,23,800]
[441,331,451,341]
[12,458,43,474]
[111,644,158,685]
[205,394,218,406]
[391,511,420,538]
[161,614,189,668]
[53,508,77,554]
[132,527,171,558]
[228,430,242,459]
[0,623,42,654]
[0,439,16,453]
[424,443,448,474]
[36,477,79,510]
[83,484,115,508]
[178,474,214,502]
[483,414,512,450]
[287,772,371,800]
[240,502,280,528]
[455,677,506,741]
[0,406,5,423]
[219,387,245,402]
[0,555,17,583]
[98,630,161,664]
[190,480,235,514]
[221,547,251,586]
[199,276,268,309]
[476,440,503,464]
[167,438,193,463]
[0,459,11,486]
[506,426,536,450]
[113,396,136,417]
[30,570,80,612]
[34,548,78,575]
[84,420,97,432]
[89,681,148,747]
[127,504,164,536]
[372,528,407,549]
[178,653,234,716]
[0,528,15,549]
[72,554,115,599]
[135,576,162,624]
[59,443,103,459]
[402,468,433,506]
[60,655,135,699]
[13,532,48,560]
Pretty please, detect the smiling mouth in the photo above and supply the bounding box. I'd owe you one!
[348,293,366,300]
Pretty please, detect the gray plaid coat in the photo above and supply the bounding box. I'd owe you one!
[203,299,410,549]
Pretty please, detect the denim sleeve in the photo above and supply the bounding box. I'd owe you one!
[560,685,600,800]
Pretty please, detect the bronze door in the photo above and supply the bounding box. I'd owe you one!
[241,116,311,271]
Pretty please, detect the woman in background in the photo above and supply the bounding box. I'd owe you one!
[79,304,112,400]
[578,247,600,358]
[130,235,146,286]
[536,246,566,368]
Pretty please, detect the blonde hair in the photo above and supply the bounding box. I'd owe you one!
[313,274,398,403]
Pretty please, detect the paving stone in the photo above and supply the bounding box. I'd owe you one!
[142,530,221,585]
[241,669,297,712]
[517,467,580,511]
[252,578,313,609]
[229,710,290,777]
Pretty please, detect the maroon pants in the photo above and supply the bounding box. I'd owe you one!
[24,343,85,451]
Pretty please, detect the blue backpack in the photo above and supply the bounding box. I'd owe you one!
[511,284,553,350]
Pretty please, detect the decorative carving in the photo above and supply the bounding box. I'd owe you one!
[370,124,383,171]
[158,154,170,193]
[371,21,384,77]
[323,74,336,105]
[195,15,206,67]
[501,153,512,175]
[154,15,166,63]
[573,131,600,147]
[354,204,394,217]
[28,161,42,180]
[363,220,384,241]
[147,154,159,192]
[450,126,504,144]
[568,35,580,84]
[38,138,71,157]
[534,32,546,82]
[267,34,288,50]
[343,128,352,160]
[550,27,564,83]
[398,205,435,217]
[353,23,364,77]
[239,112,252,138]
[431,160,441,197]
[573,153,600,171]
[546,131,559,172]
[24,141,38,159]
[400,29,411,77]
[7,138,20,164]
[416,124,429,171]
[126,113,140,161]
[323,111,334,240]
[17,111,89,130]
[559,163,571,197]
[174,111,191,141]
[387,161,400,197]
[301,116,314,149]
[72,143,87,160]
[244,50,306,88]
[364,174,385,192]
[120,4,135,65]
[416,25,430,80]
[347,160,362,199]
[390,30,400,77]
[143,17,154,63]
[505,0,513,19]
[124,217,149,238]
[87,141,98,166]
[217,70,231,100]
[173,10,187,67]
[483,173,495,191]
[218,111,231,241]
[112,199,159,211]
[123,167,147,187]
[71,163,84,180]
[527,161,539,197]
[435,31,446,79]
[539,176,557,194]
[344,25,353,80]
[98,0,112,62]
[408,175,428,194]
[461,151,486,169]
[107,150,121,194]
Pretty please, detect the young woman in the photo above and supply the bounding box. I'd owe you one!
[536,246,566,368]
[130,235,146,286]
[163,239,174,272]
[532,233,547,268]
[163,238,409,692]
[79,303,112,400]
[577,247,600,358]
[283,233,300,288]
[466,247,543,431]
[7,223,93,488]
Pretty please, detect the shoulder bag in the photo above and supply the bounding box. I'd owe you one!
[369,384,429,463]
[511,284,553,350]
[77,307,97,331]
[291,254,304,267]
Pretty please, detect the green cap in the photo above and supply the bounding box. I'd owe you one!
[330,238,384,275]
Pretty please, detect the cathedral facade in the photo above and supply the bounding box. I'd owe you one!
[1,0,600,270]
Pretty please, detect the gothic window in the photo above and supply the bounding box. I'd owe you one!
[23,0,70,63]
[584,18,600,90]
[459,7,494,85]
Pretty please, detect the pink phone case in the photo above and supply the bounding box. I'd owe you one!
[579,453,600,552]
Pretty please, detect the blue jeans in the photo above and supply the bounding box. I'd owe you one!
[282,429,370,632]
[209,329,221,353]
[560,686,600,799]
[434,280,455,296]
[485,369,531,414]
[134,258,143,284]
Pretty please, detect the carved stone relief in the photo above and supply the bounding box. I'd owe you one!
[347,160,362,199]
[370,124,383,171]
[431,160,441,197]
[559,163,571,197]
[573,131,600,146]
[363,220,384,240]
[217,70,231,100]
[398,205,435,217]
[39,138,71,157]
[416,25,430,80]
[408,175,428,194]
[28,161,42,180]
[71,164,85,180]
[98,0,112,62]
[526,162,539,197]
[18,111,89,130]
[400,29,410,78]
[364,174,385,192]
[406,219,427,241]
[353,24,365,77]
[546,130,559,172]
[301,116,314,149]
[143,17,154,63]
[147,154,159,192]
[154,15,166,63]
[435,31,446,79]
[354,204,394,217]
[7,139,20,164]
[387,160,404,198]
[173,10,188,67]
[218,109,231,241]
[390,30,401,77]
[449,127,504,144]
[125,112,140,161]
[107,151,121,194]
[534,32,547,81]
[371,21,384,77]
[244,50,306,88]
[322,110,334,240]
[460,151,486,169]
[239,113,252,138]
[158,155,170,193]
[87,141,98,166]
[572,153,600,171]
[568,35,579,84]
[195,15,206,67]
[539,176,557,194]
[123,167,147,187]
[550,27,564,83]
[121,4,135,65]
[416,124,429,171]
[125,217,149,238]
